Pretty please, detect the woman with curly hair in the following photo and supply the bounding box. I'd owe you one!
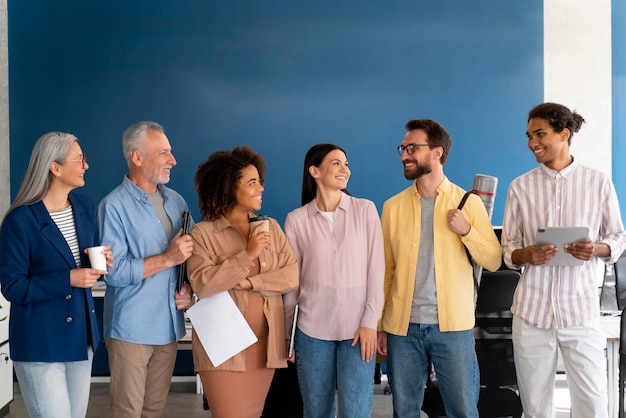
[186,145,299,418]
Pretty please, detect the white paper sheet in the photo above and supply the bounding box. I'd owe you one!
[186,291,258,367]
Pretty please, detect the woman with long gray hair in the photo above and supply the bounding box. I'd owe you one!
[0,132,112,418]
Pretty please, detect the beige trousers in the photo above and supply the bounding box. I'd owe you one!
[106,338,178,418]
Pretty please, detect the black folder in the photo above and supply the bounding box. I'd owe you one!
[177,210,192,291]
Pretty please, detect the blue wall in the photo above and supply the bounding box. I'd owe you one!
[8,1,543,225]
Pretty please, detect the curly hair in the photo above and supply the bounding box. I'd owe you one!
[528,103,585,145]
[194,145,266,220]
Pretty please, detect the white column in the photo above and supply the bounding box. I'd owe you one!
[544,0,612,175]
[0,4,11,414]
[0,1,9,217]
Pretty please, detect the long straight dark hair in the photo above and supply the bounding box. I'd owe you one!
[301,143,347,206]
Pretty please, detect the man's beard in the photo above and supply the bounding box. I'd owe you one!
[403,160,432,180]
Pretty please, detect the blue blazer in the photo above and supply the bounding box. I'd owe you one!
[0,193,101,362]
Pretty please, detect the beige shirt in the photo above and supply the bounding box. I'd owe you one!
[187,215,299,372]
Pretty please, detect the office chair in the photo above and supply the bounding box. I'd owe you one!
[614,251,626,310]
[619,306,626,418]
[474,270,523,418]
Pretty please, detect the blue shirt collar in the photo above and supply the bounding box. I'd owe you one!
[121,175,169,203]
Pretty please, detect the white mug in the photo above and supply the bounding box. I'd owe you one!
[87,246,107,272]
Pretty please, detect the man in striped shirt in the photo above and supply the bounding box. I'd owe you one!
[502,102,626,418]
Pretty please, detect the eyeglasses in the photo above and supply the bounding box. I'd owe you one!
[64,154,87,169]
[397,143,431,156]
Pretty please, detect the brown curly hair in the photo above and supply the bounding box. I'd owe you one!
[194,145,266,220]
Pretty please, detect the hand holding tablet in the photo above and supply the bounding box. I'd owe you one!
[535,226,589,266]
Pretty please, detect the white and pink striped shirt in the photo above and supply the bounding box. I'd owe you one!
[502,159,626,329]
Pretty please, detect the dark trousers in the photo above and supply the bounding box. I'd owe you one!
[262,361,303,418]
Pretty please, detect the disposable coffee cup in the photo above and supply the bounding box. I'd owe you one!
[249,215,270,236]
[87,246,107,272]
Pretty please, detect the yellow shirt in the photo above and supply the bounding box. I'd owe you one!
[380,177,502,334]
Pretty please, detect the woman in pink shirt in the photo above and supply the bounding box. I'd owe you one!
[284,143,385,418]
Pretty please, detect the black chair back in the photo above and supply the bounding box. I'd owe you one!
[615,251,626,310]
[475,270,521,334]
[476,270,521,315]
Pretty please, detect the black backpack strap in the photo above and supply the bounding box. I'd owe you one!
[457,190,480,297]
[457,190,476,210]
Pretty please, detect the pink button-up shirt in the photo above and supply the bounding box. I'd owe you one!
[283,192,385,341]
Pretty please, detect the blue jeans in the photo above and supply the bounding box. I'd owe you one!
[13,347,94,418]
[387,324,479,418]
[295,328,375,418]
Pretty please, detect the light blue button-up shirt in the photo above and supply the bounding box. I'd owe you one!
[97,176,190,345]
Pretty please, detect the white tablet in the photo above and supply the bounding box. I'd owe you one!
[288,304,299,358]
[535,226,589,267]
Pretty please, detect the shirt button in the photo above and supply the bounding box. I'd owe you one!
[65,294,72,300]
[91,309,96,313]
[261,262,266,267]
[66,317,73,323]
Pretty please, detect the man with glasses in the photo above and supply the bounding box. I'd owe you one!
[96,121,194,417]
[377,119,502,417]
